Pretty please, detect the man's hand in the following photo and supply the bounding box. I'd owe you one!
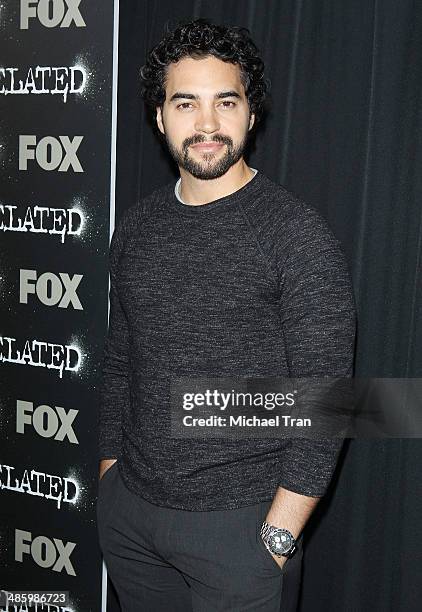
[99,458,117,480]
[260,485,321,570]
[260,539,288,570]
[270,552,288,571]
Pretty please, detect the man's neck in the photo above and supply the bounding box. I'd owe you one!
[178,160,256,205]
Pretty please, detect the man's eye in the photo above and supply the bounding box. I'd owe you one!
[220,101,236,108]
[177,102,193,109]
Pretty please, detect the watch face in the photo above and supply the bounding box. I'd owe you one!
[268,529,293,555]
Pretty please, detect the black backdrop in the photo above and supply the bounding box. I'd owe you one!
[0,2,115,610]
[113,1,422,611]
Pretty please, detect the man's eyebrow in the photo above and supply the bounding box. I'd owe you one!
[169,90,242,102]
[216,91,241,100]
[169,92,197,102]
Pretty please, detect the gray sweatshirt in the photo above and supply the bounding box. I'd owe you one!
[98,171,357,510]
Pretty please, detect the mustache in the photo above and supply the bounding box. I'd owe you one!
[183,134,232,150]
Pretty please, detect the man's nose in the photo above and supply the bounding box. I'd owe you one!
[194,106,220,134]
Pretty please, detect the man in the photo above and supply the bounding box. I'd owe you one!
[97,18,356,612]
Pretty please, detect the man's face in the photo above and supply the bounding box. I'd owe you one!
[156,55,255,180]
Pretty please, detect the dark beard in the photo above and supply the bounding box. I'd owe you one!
[164,130,249,180]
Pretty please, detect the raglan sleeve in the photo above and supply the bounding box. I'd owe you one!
[277,204,357,497]
[97,214,131,460]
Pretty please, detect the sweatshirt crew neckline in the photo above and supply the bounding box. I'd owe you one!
[168,169,265,216]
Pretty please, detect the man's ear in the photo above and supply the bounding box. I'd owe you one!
[156,106,165,135]
[248,112,256,131]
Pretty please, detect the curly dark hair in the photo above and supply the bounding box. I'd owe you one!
[139,18,269,127]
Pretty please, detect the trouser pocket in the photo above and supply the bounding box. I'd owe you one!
[254,501,287,575]
[96,462,119,534]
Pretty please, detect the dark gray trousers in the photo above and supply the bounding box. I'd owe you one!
[97,462,304,612]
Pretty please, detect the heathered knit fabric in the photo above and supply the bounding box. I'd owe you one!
[98,171,357,511]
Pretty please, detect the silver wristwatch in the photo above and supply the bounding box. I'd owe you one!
[260,521,297,558]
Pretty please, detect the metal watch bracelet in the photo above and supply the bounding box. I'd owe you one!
[260,520,297,558]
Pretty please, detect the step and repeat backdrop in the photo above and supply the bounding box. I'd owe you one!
[0,1,119,610]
